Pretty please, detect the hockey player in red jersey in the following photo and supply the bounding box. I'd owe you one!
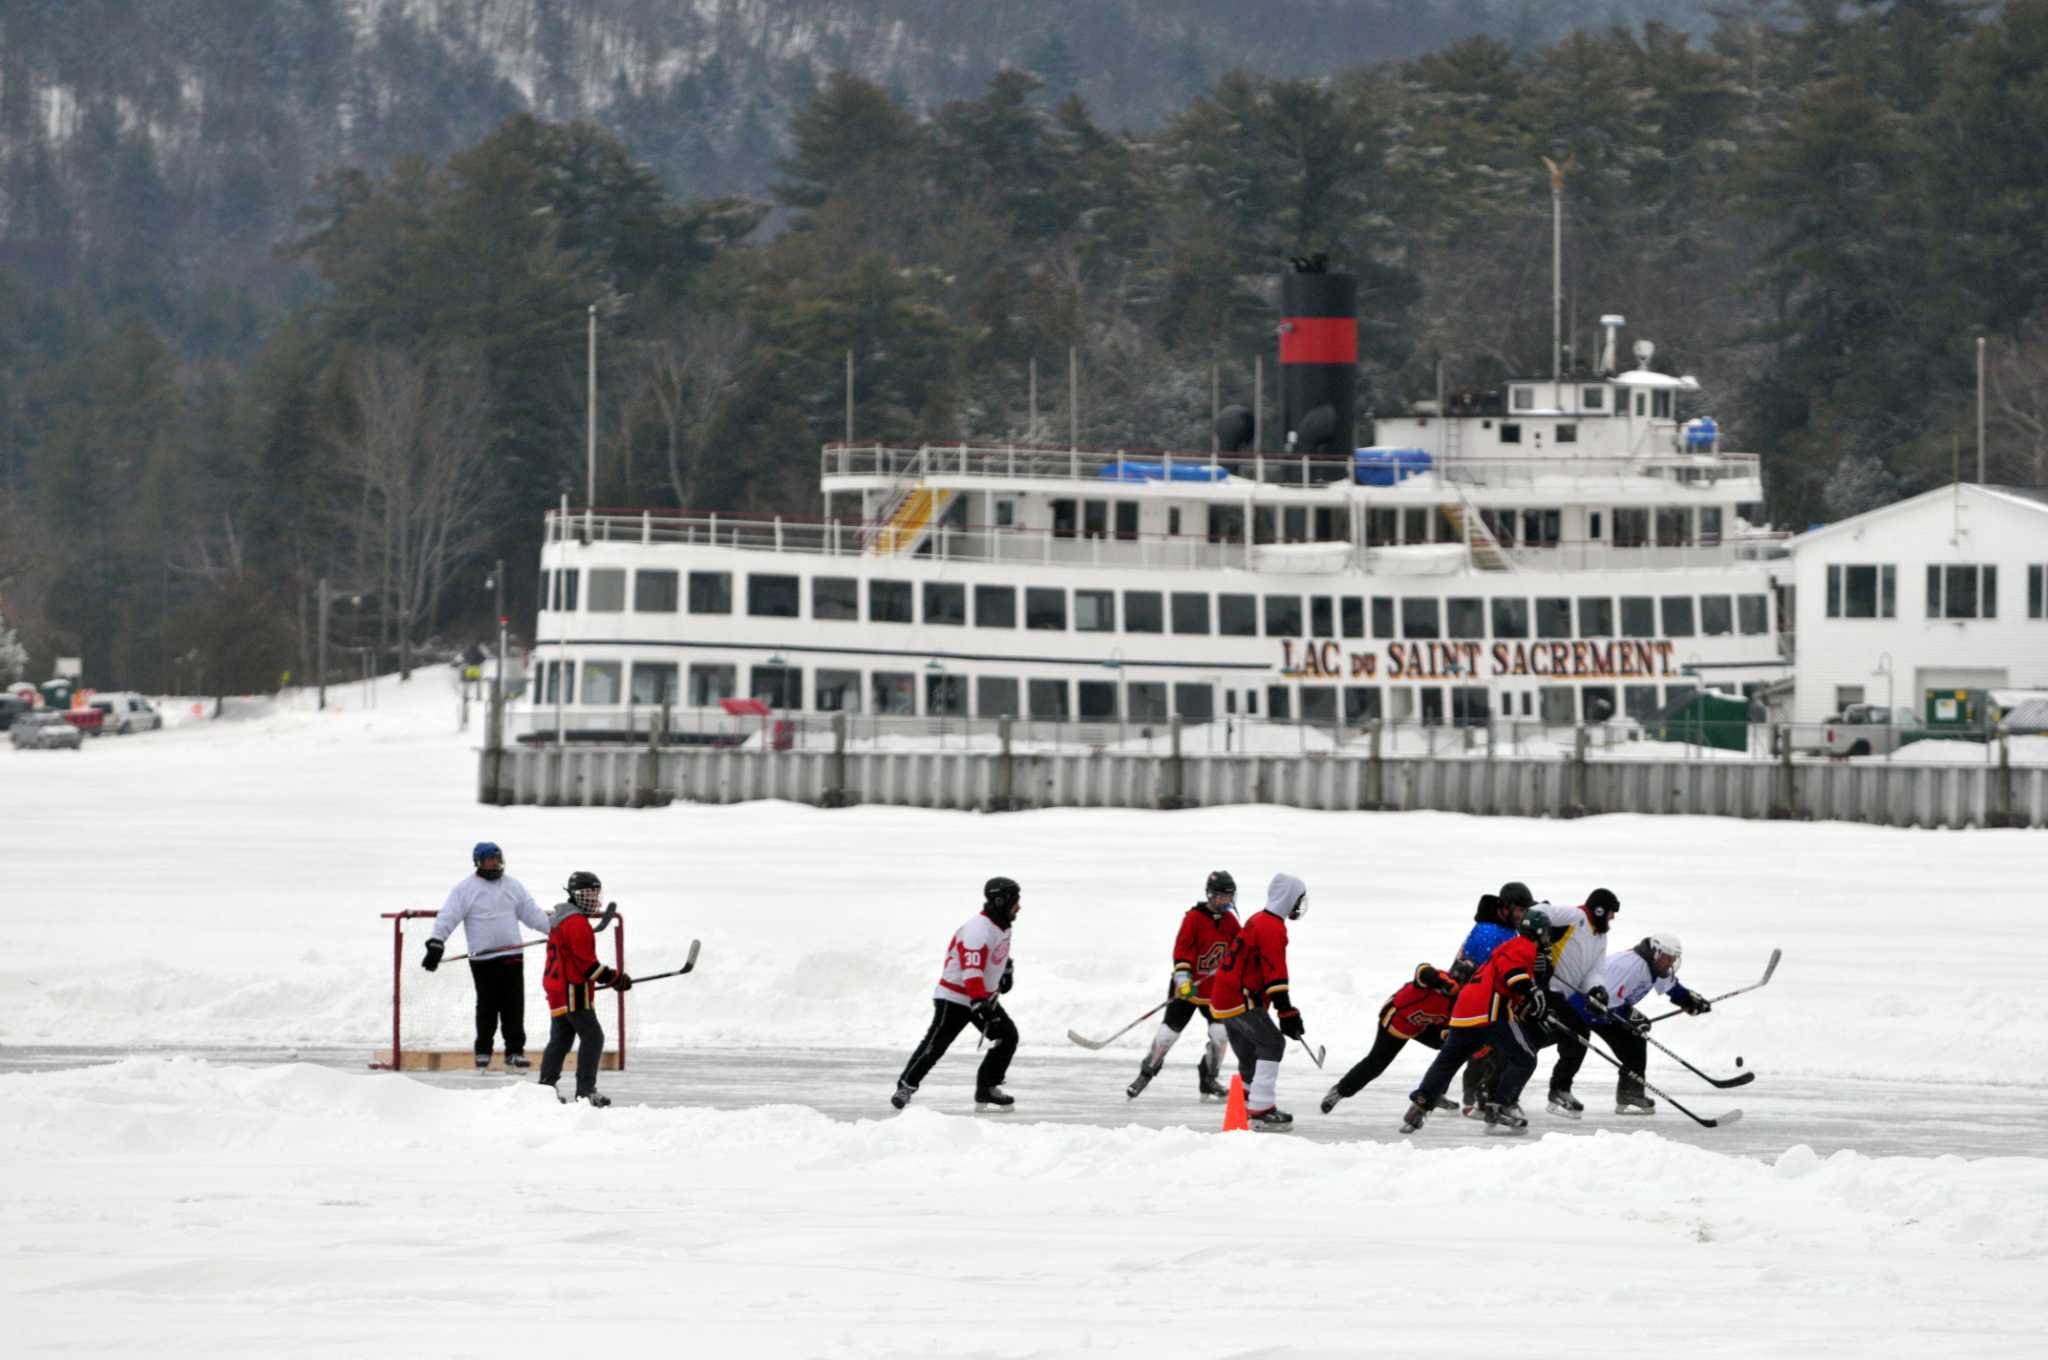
[892,877,1021,1112]
[1127,870,1241,1101]
[1400,907,1557,1135]
[1318,961,1467,1115]
[1208,872,1309,1131]
[538,870,631,1106]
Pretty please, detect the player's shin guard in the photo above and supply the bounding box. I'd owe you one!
[1145,1022,1180,1070]
[1248,1057,1281,1111]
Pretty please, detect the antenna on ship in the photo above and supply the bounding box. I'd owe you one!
[1540,153,1576,381]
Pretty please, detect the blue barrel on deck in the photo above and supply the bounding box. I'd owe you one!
[1352,446,1433,485]
[1683,416,1719,451]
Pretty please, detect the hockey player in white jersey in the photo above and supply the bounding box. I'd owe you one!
[892,877,1021,1112]
[1528,888,1618,1118]
[1566,932,1709,1114]
[422,841,551,1070]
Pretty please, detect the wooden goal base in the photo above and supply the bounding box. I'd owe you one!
[373,1050,622,1072]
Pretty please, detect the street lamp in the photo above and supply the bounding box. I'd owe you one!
[1873,652,1895,759]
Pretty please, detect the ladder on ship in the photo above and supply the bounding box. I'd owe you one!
[1439,497,1512,572]
[869,484,954,556]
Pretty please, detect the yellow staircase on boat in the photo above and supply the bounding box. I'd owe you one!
[1438,501,1512,572]
[875,485,953,555]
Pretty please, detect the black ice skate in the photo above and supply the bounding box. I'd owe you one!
[1400,1095,1431,1134]
[1546,1089,1585,1120]
[1197,1052,1228,1101]
[974,1086,1016,1113]
[1320,1084,1345,1115]
[1127,1060,1161,1099]
[473,1052,491,1072]
[505,1054,531,1070]
[1482,1101,1529,1135]
[890,1081,916,1111]
[576,1091,611,1108]
[543,1080,566,1105]
[1431,1095,1458,1112]
[1460,1067,1485,1118]
[1615,1092,1656,1116]
[1247,1107,1294,1133]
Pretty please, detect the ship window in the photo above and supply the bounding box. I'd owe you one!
[1701,596,1733,636]
[687,571,729,614]
[1254,507,1277,544]
[1589,512,1603,540]
[975,585,1017,628]
[1372,597,1396,638]
[541,660,575,705]
[1653,390,1673,419]
[1244,690,1257,716]
[581,662,623,705]
[1578,597,1614,637]
[1124,591,1164,634]
[1492,598,1530,639]
[1209,505,1246,543]
[687,664,733,707]
[1701,507,1723,545]
[1028,679,1070,719]
[1536,598,1572,639]
[1661,597,1696,637]
[1283,506,1308,542]
[752,665,802,710]
[925,673,966,717]
[923,582,966,626]
[976,676,1019,719]
[1447,598,1485,639]
[1583,685,1617,722]
[539,569,552,610]
[1739,595,1769,634]
[1366,508,1397,546]
[1171,592,1211,635]
[1402,598,1441,639]
[1620,597,1656,637]
[1128,683,1168,720]
[1656,507,1692,547]
[634,570,679,612]
[1075,590,1116,632]
[1344,686,1381,723]
[1512,387,1535,411]
[1218,594,1257,636]
[1541,687,1576,725]
[1500,423,1523,445]
[994,498,1016,528]
[1634,391,1647,417]
[872,672,915,715]
[1419,687,1445,726]
[1264,595,1303,637]
[1078,680,1118,719]
[1310,596,1334,637]
[748,574,799,618]
[1665,683,1698,711]
[1625,685,1660,723]
[630,663,679,706]
[1168,508,1182,536]
[588,569,626,613]
[1026,587,1067,631]
[1522,510,1561,547]
[1316,507,1343,542]
[869,579,913,623]
[1084,500,1109,539]
[1266,686,1291,720]
[1556,424,1577,444]
[1174,684,1214,721]
[1583,386,1605,410]
[1341,597,1365,639]
[1115,502,1139,541]
[1612,508,1650,548]
[1052,499,1078,538]
[812,576,858,621]
[816,670,862,712]
[1451,687,1490,727]
[1404,508,1430,543]
[1300,687,1337,723]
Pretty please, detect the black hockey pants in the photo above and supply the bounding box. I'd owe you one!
[1220,1007,1285,1079]
[1539,1001,1595,1094]
[1334,1023,1443,1100]
[539,1009,605,1097]
[469,958,527,1059]
[1412,1013,1538,1109]
[898,999,1017,1093]
[1591,1019,1650,1098]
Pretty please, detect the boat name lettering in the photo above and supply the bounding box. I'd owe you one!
[1278,639,1679,682]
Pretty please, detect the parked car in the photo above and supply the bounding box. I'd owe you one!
[88,692,162,734]
[1821,704,1926,757]
[11,711,85,750]
[0,694,28,732]
[58,706,105,736]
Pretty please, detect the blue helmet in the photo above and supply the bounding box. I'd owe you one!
[472,842,504,879]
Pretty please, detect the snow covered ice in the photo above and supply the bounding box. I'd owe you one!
[4,667,2046,1356]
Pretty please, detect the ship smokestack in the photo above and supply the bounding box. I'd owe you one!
[1279,255,1356,456]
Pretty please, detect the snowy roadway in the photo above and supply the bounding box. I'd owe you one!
[6,1043,2042,1161]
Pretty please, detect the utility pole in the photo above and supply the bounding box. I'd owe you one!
[317,577,329,711]
[492,558,506,718]
[845,349,854,444]
[586,303,598,508]
[1976,335,1986,484]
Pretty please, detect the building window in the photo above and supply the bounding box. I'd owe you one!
[869,579,913,623]
[1026,587,1066,631]
[1512,386,1535,411]
[1661,596,1695,637]
[871,672,915,715]
[1265,595,1303,637]
[1826,564,1894,619]
[815,670,862,712]
[752,665,802,710]
[1556,423,1577,444]
[812,576,858,621]
[1500,423,1523,445]
[1310,596,1334,637]
[1701,596,1733,636]
[630,663,679,706]
[1927,564,1997,620]
[634,570,679,612]
[1300,687,1337,723]
[1620,596,1656,638]
[1174,683,1214,721]
[2032,565,2047,618]
[1579,597,1614,637]
[1218,594,1258,637]
[1075,590,1116,632]
[1171,592,1211,635]
[687,571,728,614]
[1492,597,1530,639]
[1341,597,1365,639]
[1447,598,1485,639]
[1403,598,1441,639]
[1536,598,1572,639]
[1739,594,1769,634]
[581,662,623,705]
[923,582,966,626]
[1124,591,1164,634]
[587,569,626,613]
[687,664,733,707]
[1029,679,1070,719]
[1128,682,1168,720]
[1833,685,1865,712]
[1612,508,1649,548]
[1077,680,1118,719]
[925,673,966,717]
[976,676,1020,719]
[748,574,800,618]
[975,585,1017,628]
[1372,597,1396,638]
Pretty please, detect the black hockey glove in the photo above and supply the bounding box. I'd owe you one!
[611,972,633,992]
[422,938,445,973]
[999,960,1014,994]
[1679,991,1710,1016]
[1277,1007,1305,1039]
[1522,987,1549,1023]
[1585,985,1610,1012]
[1625,1010,1652,1037]
[972,993,1002,1019]
[1417,964,1456,997]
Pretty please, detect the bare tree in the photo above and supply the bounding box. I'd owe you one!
[332,346,494,680]
[638,314,750,509]
[1988,318,2048,487]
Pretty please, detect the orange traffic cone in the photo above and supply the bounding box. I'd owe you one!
[1222,1073,1249,1132]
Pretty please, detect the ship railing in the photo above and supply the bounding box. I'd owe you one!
[818,440,1762,490]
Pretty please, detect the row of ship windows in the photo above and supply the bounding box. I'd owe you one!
[533,658,1703,727]
[541,568,1772,641]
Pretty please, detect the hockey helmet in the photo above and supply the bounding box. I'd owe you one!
[472,840,505,880]
[566,869,603,916]
[1646,933,1682,976]
[983,876,1022,925]
[1518,906,1554,941]
[1584,888,1619,933]
[1203,869,1237,908]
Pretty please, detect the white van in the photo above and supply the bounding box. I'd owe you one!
[88,693,163,735]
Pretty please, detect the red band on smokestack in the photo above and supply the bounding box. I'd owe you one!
[1280,316,1357,366]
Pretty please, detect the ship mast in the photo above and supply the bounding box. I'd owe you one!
[1541,153,1574,381]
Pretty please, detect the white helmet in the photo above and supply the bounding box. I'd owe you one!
[1646,933,1683,976]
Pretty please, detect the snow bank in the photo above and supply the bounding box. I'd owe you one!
[5,1057,2043,1356]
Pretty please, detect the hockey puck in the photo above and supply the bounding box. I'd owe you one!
[1735,1056,1745,1068]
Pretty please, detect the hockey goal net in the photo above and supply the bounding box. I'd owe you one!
[372,909,627,1071]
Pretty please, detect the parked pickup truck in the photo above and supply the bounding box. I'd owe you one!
[58,706,105,736]
[1820,704,1926,757]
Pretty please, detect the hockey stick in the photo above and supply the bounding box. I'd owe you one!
[447,904,617,964]
[1292,1037,1326,1069]
[1542,1018,1741,1127]
[1587,1000,1753,1089]
[1647,947,1781,1027]
[1067,1000,1170,1051]
[600,938,700,988]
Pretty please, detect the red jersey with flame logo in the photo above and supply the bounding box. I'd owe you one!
[1171,905,1241,1005]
